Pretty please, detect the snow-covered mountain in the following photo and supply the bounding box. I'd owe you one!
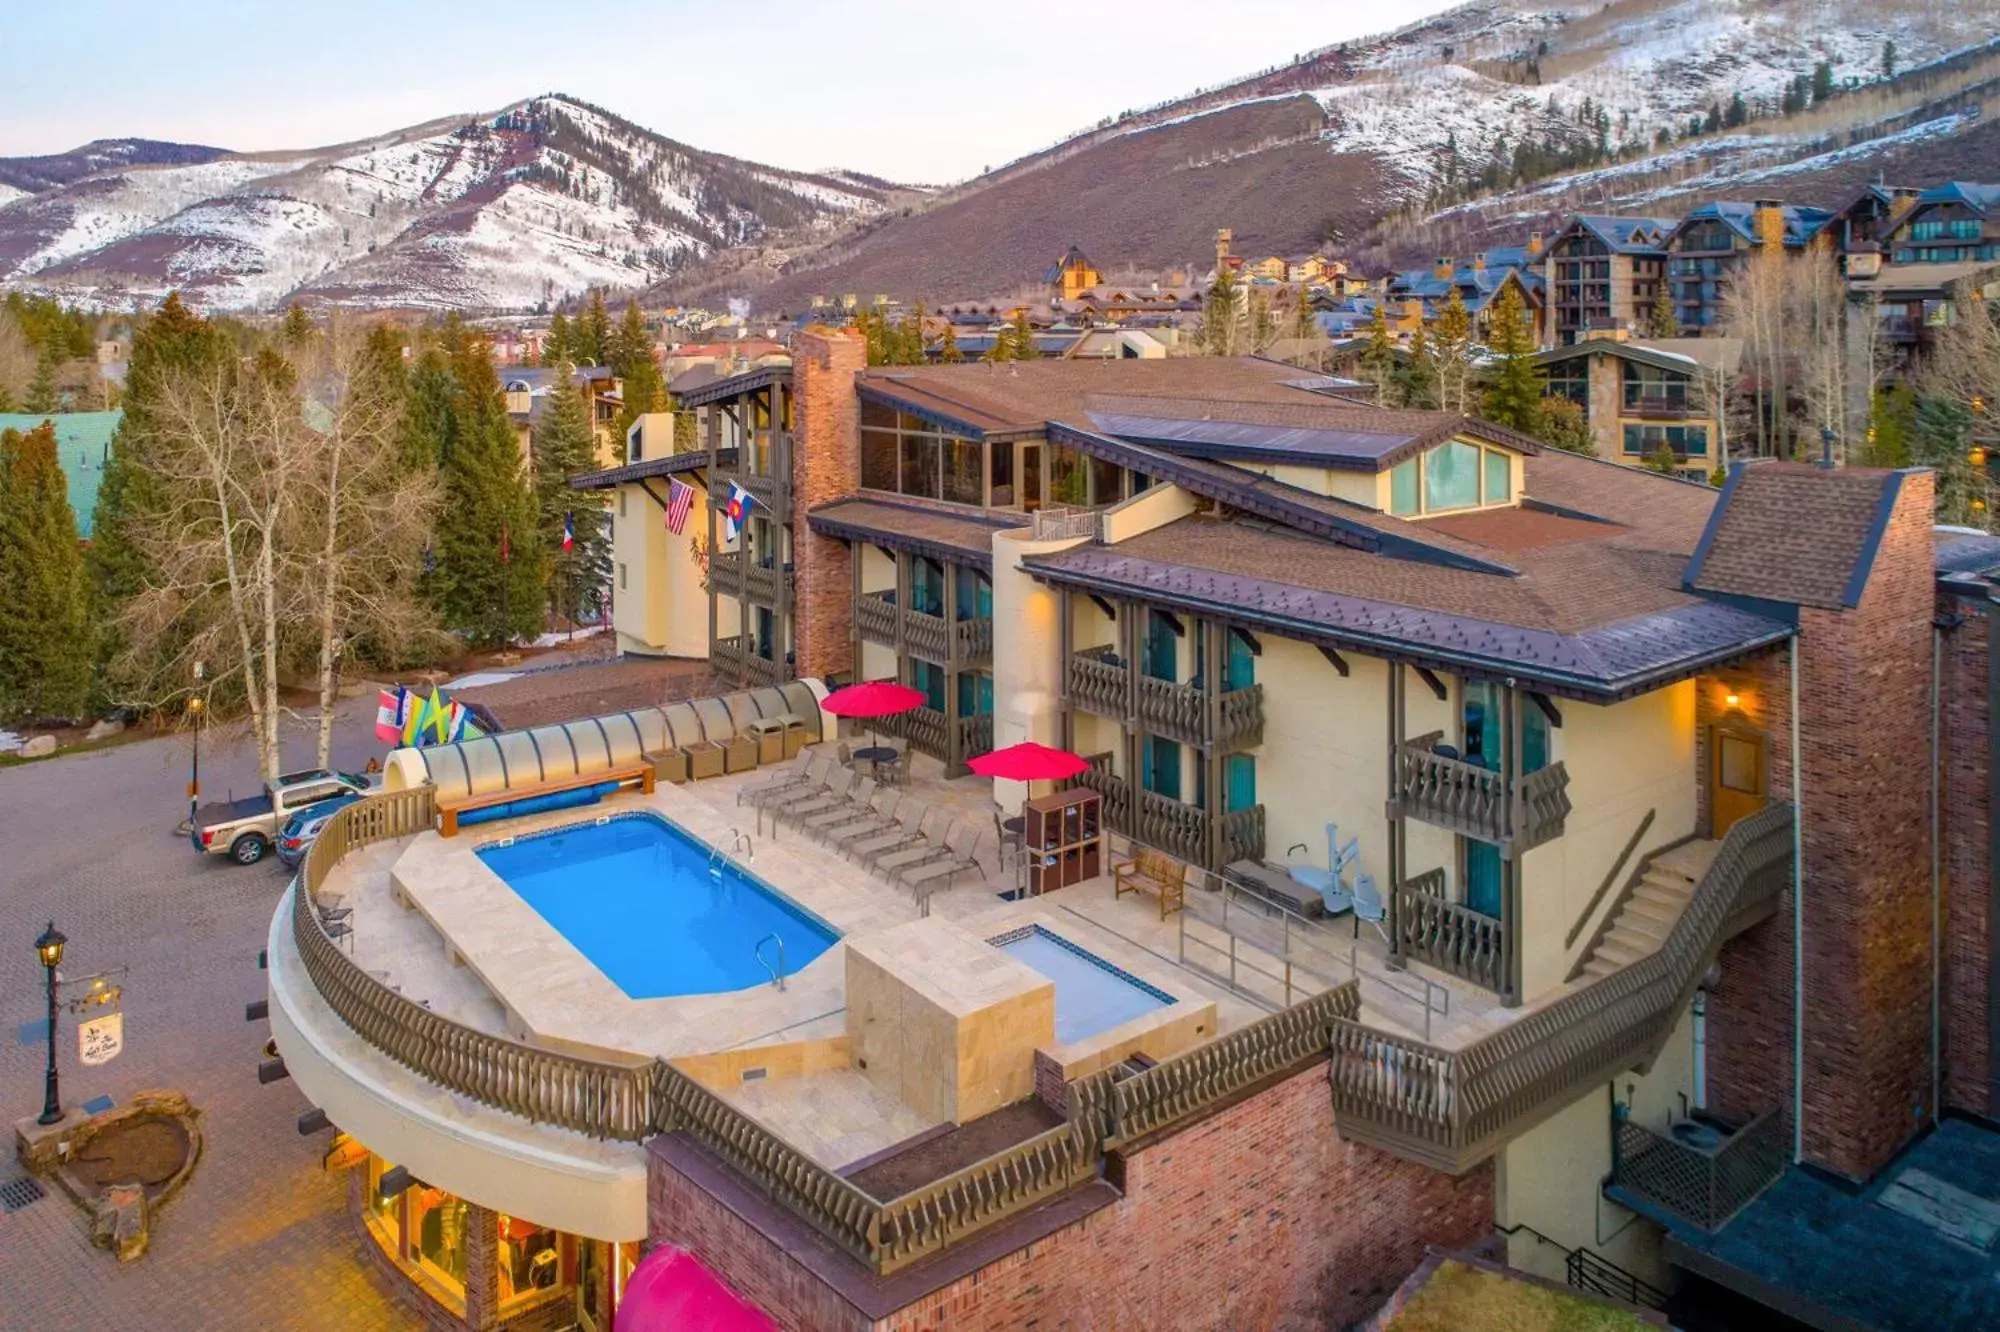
[671,0,2000,308]
[0,96,901,313]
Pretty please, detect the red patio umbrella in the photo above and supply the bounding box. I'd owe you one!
[966,741,1090,782]
[616,1245,778,1332]
[820,680,927,750]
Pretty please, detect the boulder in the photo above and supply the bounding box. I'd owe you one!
[19,735,56,759]
[89,1182,149,1262]
[84,718,125,741]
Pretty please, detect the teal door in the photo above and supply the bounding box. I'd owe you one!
[1466,840,1503,917]
[955,566,992,620]
[957,670,993,717]
[1143,735,1181,800]
[1145,611,1178,682]
[1225,630,1256,691]
[1225,754,1256,812]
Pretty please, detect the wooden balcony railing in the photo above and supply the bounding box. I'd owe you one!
[880,704,947,763]
[711,551,788,605]
[904,608,949,663]
[1391,734,1569,853]
[1135,787,1207,866]
[1395,869,1507,993]
[1331,802,1794,1174]
[1074,756,1261,870]
[291,791,658,1142]
[1622,395,1693,419]
[712,635,785,688]
[855,591,898,646]
[1218,803,1267,865]
[954,712,994,762]
[1609,1106,1788,1233]
[1065,652,1265,753]
[1075,759,1133,834]
[953,616,994,664]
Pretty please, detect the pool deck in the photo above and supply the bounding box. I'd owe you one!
[313,739,1546,1169]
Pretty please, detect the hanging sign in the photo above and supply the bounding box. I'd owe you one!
[78,1011,124,1067]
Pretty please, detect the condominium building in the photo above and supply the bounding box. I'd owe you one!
[1537,333,1741,475]
[1538,215,1675,346]
[267,335,2000,1330]
[1662,199,1833,333]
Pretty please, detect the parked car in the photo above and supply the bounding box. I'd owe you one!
[190,768,374,866]
[275,791,366,869]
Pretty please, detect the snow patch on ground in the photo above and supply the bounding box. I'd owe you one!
[0,185,27,211]
[444,672,521,689]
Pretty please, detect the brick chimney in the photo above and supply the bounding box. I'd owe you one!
[1215,228,1233,271]
[789,327,867,682]
[1527,230,1545,257]
[1753,198,1786,250]
[1432,256,1453,280]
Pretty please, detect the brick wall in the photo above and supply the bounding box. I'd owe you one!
[648,1060,1495,1332]
[1033,1048,1068,1117]
[791,327,866,681]
[1940,601,1993,1117]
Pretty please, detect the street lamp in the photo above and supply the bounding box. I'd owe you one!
[188,661,206,828]
[34,922,66,1126]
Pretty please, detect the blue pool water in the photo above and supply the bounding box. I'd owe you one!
[992,925,1174,1044]
[476,813,838,999]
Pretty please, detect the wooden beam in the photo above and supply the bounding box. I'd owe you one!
[636,477,675,514]
[1157,610,1185,638]
[1529,691,1563,728]
[1088,594,1118,622]
[1231,627,1262,657]
[1317,645,1349,677]
[1416,666,1448,702]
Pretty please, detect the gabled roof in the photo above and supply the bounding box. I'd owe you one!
[1684,461,1913,610]
[1082,400,1537,473]
[673,363,788,408]
[1912,181,2000,216]
[1557,214,1678,254]
[1533,338,1741,378]
[1669,201,1833,249]
[569,448,733,491]
[1043,246,1097,284]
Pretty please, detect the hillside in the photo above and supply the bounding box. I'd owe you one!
[662,0,2000,309]
[0,96,901,313]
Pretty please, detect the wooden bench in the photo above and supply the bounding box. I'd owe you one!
[436,763,655,836]
[1114,846,1188,920]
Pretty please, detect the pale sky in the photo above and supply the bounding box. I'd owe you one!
[0,1,1461,184]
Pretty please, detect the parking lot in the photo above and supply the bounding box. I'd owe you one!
[0,699,418,1330]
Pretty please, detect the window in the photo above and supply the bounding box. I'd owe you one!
[955,566,992,620]
[1424,440,1481,511]
[1390,459,1419,515]
[958,669,994,718]
[1048,444,1088,507]
[1483,449,1511,504]
[1546,362,1589,411]
[1225,754,1257,813]
[911,557,945,617]
[1020,443,1043,511]
[411,1186,470,1296]
[908,658,946,712]
[1224,628,1256,691]
[1622,424,1708,456]
[1145,610,1179,682]
[901,431,940,499]
[1090,454,1124,507]
[943,436,984,505]
[862,426,898,490]
[1143,735,1182,800]
[989,440,1016,507]
[498,1216,561,1305]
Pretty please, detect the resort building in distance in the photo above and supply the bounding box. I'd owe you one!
[267,330,2000,1331]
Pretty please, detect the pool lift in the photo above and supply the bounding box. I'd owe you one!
[754,932,787,990]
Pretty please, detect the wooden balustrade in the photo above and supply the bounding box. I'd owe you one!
[1135,673,1205,748]
[952,615,994,664]
[854,592,899,645]
[1218,804,1266,865]
[954,712,994,762]
[1065,649,1126,719]
[1074,762,1132,834]
[1392,737,1569,852]
[904,608,948,662]
[292,791,658,1142]
[1331,803,1794,1173]
[1135,787,1206,865]
[1395,869,1507,993]
[880,705,948,762]
[1216,684,1265,751]
[1065,653,1264,754]
[712,635,784,687]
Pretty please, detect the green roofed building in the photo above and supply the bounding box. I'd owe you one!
[0,412,120,538]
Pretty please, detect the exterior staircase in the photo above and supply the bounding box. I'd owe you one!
[1574,839,1720,982]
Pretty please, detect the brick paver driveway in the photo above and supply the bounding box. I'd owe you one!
[0,700,419,1330]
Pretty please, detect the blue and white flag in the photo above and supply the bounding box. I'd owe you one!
[723,482,756,543]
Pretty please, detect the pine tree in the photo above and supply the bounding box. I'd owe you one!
[1431,289,1475,414]
[1532,396,1594,454]
[1724,92,1748,129]
[1645,281,1680,339]
[0,423,93,720]
[432,327,545,646]
[609,301,664,437]
[1202,269,1239,356]
[1008,309,1036,361]
[1479,283,1542,431]
[533,378,610,627]
[1399,326,1439,410]
[1811,60,1835,105]
[544,312,574,369]
[1364,303,1396,407]
[1882,40,1897,80]
[580,291,611,366]
[940,323,964,364]
[24,347,59,413]
[1910,398,1981,526]
[1866,384,1917,467]
[281,303,316,345]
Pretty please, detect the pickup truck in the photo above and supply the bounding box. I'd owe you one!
[190,768,375,866]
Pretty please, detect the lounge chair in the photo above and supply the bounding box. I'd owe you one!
[767,765,852,816]
[872,819,960,879]
[737,753,822,807]
[852,804,944,868]
[815,790,902,847]
[844,801,929,862]
[900,828,987,897]
[777,770,866,827]
[796,777,878,835]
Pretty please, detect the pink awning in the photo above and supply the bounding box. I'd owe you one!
[616,1245,777,1331]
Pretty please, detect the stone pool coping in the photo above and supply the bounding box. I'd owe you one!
[388,784,912,1061]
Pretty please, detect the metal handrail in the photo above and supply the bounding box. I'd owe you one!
[755,933,787,991]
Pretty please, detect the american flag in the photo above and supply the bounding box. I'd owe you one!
[665,478,696,535]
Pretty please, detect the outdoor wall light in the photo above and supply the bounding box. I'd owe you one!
[1724,692,1741,709]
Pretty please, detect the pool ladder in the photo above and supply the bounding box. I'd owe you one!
[754,933,787,990]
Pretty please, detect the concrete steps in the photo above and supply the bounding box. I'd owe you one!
[1575,846,1713,983]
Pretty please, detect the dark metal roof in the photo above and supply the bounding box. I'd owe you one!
[1022,542,1792,701]
[674,364,788,408]
[570,448,734,490]
[1085,410,1431,471]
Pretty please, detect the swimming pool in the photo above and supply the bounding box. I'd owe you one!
[990,925,1174,1044]
[476,813,838,1000]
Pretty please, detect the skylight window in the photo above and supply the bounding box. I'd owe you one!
[1388,439,1517,518]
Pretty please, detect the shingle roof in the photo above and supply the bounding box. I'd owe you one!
[1564,215,1677,254]
[1673,200,1833,248]
[569,448,733,491]
[1917,181,2000,216]
[1684,462,1908,610]
[806,498,1022,569]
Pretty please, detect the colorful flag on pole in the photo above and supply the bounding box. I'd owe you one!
[665,478,695,535]
[723,482,755,543]
[374,688,403,744]
[562,512,575,552]
[427,687,451,745]
[401,689,426,746]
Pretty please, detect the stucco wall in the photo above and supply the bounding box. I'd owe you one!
[989,527,1087,810]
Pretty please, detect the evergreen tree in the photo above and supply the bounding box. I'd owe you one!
[1703,103,1722,134]
[1642,441,1681,474]
[1910,397,1981,526]
[432,327,544,645]
[533,378,610,627]
[1724,91,1748,129]
[1811,60,1835,105]
[1479,283,1542,431]
[1532,396,1594,454]
[609,301,664,437]
[1202,269,1239,356]
[1866,383,1917,467]
[1398,326,1439,409]
[940,323,964,364]
[281,303,316,345]
[1008,309,1036,361]
[1431,289,1475,413]
[1364,303,1396,407]
[24,347,59,413]
[544,312,574,369]
[1882,40,1897,79]
[580,291,611,366]
[1645,281,1680,339]
[0,423,92,720]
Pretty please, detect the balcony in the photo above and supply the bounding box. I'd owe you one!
[1389,734,1570,854]
[1065,649,1266,753]
[1073,761,1265,869]
[1394,869,1507,993]
[855,591,899,645]
[712,634,785,688]
[856,591,993,666]
[711,551,790,605]
[1607,1106,1788,1233]
[1622,395,1694,420]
